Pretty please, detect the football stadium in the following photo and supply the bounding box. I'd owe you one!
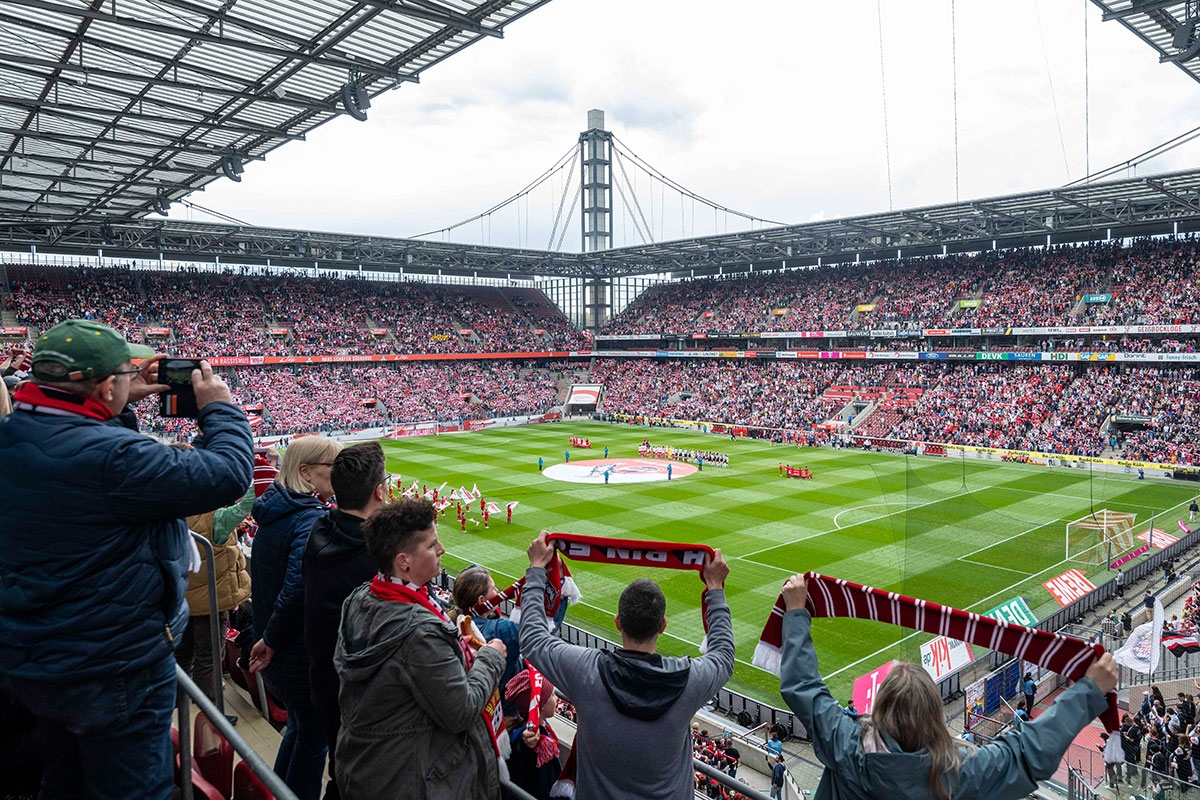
[6,2,1200,799]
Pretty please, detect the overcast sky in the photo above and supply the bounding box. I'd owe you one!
[181,1,1200,252]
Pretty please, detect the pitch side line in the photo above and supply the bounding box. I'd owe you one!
[739,488,978,558]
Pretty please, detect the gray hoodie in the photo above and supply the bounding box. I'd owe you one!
[519,566,735,799]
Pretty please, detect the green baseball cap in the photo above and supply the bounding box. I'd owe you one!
[31,319,156,381]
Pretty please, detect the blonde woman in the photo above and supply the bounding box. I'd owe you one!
[247,435,342,800]
[777,573,1118,800]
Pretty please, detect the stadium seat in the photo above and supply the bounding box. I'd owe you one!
[194,712,234,799]
[188,766,227,800]
[233,760,276,800]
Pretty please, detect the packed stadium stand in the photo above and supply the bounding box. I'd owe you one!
[5,237,1200,467]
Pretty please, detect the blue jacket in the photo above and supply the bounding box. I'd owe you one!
[0,400,253,682]
[779,609,1108,800]
[250,482,327,683]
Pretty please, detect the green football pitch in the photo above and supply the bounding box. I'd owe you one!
[378,420,1196,705]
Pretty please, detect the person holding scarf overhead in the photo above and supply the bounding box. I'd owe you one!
[334,499,508,800]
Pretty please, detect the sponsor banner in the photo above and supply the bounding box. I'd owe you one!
[702,311,715,319]
[457,329,473,335]
[593,334,660,341]
[533,329,546,335]
[958,299,981,308]
[825,331,848,339]
[920,636,975,682]
[965,677,987,729]
[947,352,975,360]
[925,329,949,336]
[267,327,289,336]
[566,384,601,405]
[984,597,1039,627]
[692,334,707,340]
[898,329,925,338]
[758,331,790,339]
[772,308,789,316]
[856,304,877,313]
[918,352,947,359]
[868,329,896,338]
[1083,293,1113,303]
[976,352,1043,361]
[1043,569,1097,606]
[204,351,572,367]
[1135,528,1177,549]
[0,326,28,335]
[145,327,171,336]
[370,328,388,335]
[852,660,900,715]
[950,328,979,335]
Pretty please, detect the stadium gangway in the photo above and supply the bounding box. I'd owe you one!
[693,758,774,800]
[176,666,298,800]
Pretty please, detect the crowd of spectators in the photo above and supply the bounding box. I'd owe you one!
[601,237,1200,335]
[141,361,561,440]
[3,265,586,357]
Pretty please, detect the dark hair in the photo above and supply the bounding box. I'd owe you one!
[451,567,492,619]
[362,500,436,574]
[331,441,386,511]
[617,578,666,642]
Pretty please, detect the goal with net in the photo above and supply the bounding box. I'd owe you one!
[1065,509,1138,565]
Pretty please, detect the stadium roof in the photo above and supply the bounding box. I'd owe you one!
[6,165,1200,278]
[1090,1,1200,85]
[0,0,551,220]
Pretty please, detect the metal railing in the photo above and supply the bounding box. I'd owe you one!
[176,667,298,800]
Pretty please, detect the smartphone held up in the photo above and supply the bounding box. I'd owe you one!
[159,358,204,418]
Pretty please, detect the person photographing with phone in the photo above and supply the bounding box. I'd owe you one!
[0,319,253,800]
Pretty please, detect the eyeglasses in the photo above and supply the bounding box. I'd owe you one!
[110,367,142,378]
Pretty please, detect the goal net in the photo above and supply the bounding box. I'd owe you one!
[1065,509,1137,565]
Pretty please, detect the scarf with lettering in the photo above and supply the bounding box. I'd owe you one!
[505,662,560,769]
[752,572,1119,731]
[368,575,511,768]
[548,532,719,651]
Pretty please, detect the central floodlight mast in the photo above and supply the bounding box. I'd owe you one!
[580,109,614,329]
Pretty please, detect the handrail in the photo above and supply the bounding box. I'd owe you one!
[188,531,224,715]
[176,666,299,800]
[693,758,774,800]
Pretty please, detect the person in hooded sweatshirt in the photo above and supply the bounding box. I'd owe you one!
[248,435,343,800]
[776,573,1119,800]
[335,499,508,800]
[303,441,388,800]
[518,530,734,800]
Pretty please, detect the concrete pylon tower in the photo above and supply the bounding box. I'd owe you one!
[579,109,612,253]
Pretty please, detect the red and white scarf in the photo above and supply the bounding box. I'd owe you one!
[471,559,582,627]
[13,382,115,421]
[547,532,720,651]
[368,575,510,765]
[522,662,560,769]
[753,572,1119,731]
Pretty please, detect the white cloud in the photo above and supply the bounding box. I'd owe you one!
[188,0,1200,250]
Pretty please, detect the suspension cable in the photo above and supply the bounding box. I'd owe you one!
[410,143,578,239]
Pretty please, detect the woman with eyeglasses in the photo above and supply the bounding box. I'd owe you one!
[247,435,343,800]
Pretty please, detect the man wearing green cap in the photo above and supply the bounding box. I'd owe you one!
[0,319,254,800]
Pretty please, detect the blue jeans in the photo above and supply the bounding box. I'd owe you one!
[269,663,328,800]
[12,654,177,800]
